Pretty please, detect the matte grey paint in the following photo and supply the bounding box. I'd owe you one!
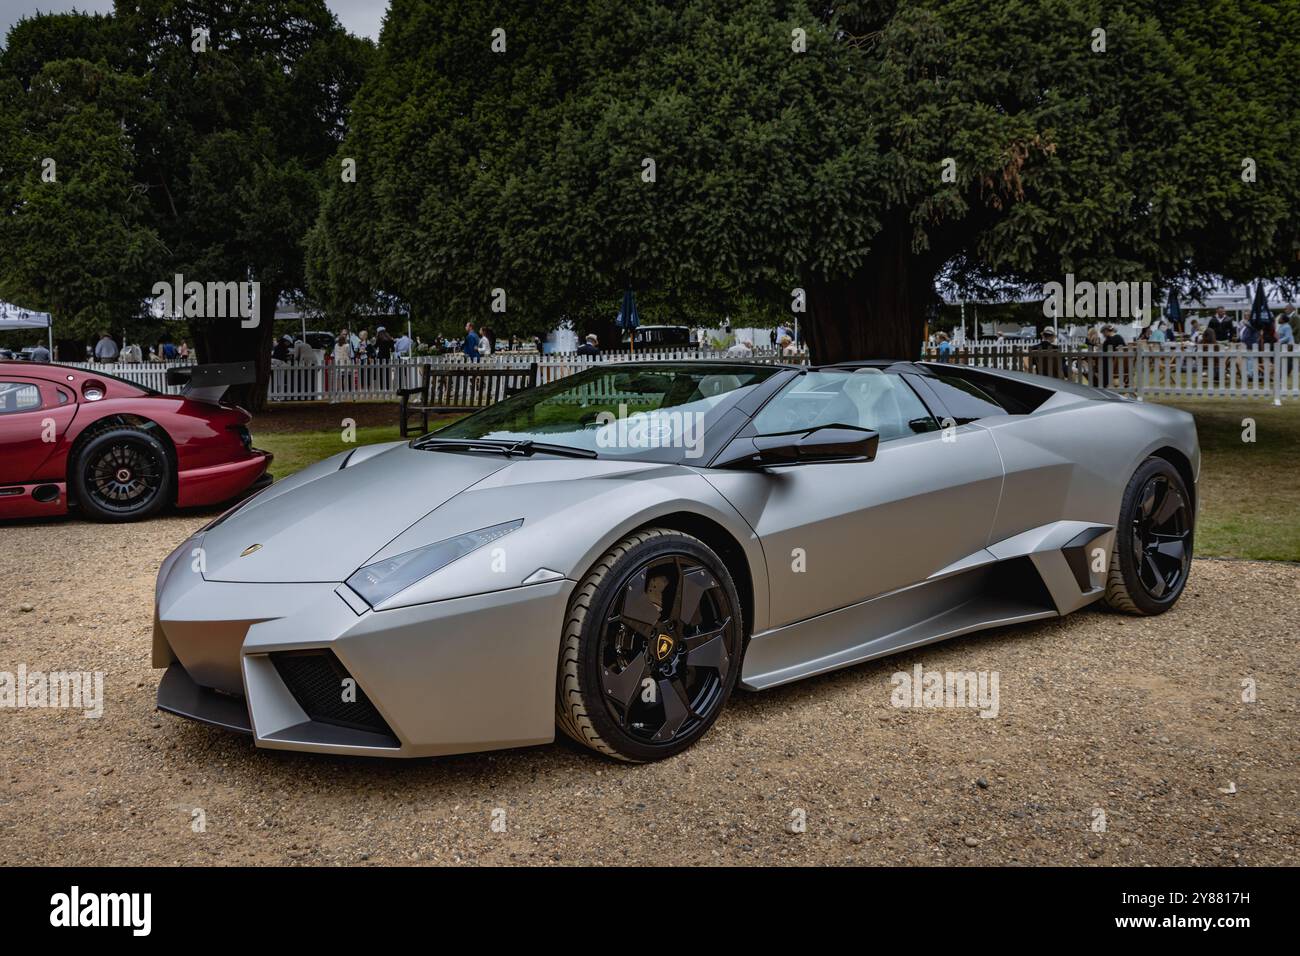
[153,363,1198,757]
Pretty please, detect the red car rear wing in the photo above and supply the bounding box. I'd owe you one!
[165,362,257,403]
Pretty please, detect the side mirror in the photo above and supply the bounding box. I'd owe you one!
[714,424,879,468]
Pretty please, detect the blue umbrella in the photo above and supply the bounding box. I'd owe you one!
[616,289,640,353]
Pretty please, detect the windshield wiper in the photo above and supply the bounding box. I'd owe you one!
[412,437,597,459]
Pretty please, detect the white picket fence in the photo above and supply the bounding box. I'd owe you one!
[922,342,1300,404]
[59,342,1300,405]
[61,360,191,394]
[271,348,795,401]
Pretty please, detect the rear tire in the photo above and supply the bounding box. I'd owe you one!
[556,528,743,762]
[1104,456,1193,616]
[73,427,172,523]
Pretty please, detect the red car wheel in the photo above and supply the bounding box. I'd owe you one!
[73,427,173,522]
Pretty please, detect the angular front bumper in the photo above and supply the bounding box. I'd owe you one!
[154,542,575,757]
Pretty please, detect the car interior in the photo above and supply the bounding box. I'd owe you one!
[752,369,937,441]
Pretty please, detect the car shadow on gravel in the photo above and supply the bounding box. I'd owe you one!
[1,501,229,529]
[153,608,1105,790]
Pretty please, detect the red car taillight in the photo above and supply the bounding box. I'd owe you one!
[227,423,253,452]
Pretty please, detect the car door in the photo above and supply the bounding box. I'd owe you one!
[0,378,78,484]
[703,367,1005,630]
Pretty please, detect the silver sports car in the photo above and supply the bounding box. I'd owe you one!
[154,360,1198,762]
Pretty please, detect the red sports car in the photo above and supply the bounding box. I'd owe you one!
[0,361,271,522]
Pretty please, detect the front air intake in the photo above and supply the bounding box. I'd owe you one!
[270,650,395,737]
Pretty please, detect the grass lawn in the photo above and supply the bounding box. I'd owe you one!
[1156,399,1300,561]
[254,414,463,480]
[251,400,1298,562]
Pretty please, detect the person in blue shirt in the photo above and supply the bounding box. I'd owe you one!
[935,331,953,361]
[463,322,481,361]
[1276,306,1295,346]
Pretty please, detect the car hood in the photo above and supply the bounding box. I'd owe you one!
[200,445,511,583]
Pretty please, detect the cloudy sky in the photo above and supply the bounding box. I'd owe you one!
[1,1,387,44]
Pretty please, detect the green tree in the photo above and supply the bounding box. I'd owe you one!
[0,16,162,345]
[310,0,1298,361]
[1,2,372,403]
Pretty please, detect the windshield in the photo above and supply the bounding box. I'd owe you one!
[430,363,782,462]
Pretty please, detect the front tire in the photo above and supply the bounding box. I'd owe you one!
[1104,456,1193,615]
[556,528,743,762]
[73,427,172,523]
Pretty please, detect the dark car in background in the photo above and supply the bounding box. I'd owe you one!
[620,325,697,350]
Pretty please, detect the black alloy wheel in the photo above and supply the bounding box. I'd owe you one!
[598,556,736,745]
[1105,456,1194,616]
[556,529,744,761]
[73,427,173,522]
[1130,473,1192,600]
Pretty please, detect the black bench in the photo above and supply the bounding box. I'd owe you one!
[398,362,538,437]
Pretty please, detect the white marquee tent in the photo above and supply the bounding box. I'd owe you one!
[0,301,53,351]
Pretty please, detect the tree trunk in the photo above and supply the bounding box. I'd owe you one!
[191,286,279,413]
[804,226,936,364]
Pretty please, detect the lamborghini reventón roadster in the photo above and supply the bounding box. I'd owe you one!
[154,360,1198,762]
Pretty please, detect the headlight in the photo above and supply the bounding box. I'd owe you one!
[345,519,523,607]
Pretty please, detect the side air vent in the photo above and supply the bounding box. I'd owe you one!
[32,484,61,503]
[1061,526,1113,593]
[271,650,395,737]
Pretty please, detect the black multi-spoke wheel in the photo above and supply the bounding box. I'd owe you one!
[73,427,173,522]
[557,529,743,762]
[1105,457,1194,615]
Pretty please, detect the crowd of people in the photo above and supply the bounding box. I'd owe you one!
[12,307,1294,374]
[933,305,1295,356]
[88,331,189,364]
[930,304,1297,387]
[1176,305,1296,349]
[271,326,415,366]
[7,331,191,364]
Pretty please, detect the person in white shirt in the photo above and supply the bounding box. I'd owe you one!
[333,331,352,365]
[331,331,353,401]
[292,337,317,364]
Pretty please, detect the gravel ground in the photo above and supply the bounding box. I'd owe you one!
[1,514,1296,866]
